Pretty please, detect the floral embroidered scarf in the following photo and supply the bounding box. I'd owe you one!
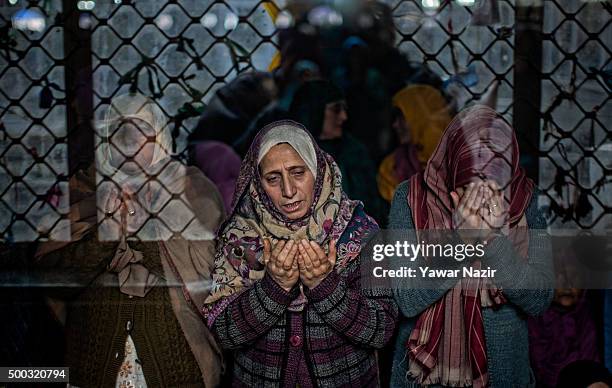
[203,120,378,324]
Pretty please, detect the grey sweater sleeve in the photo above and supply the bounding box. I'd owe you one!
[389,181,460,318]
[482,189,554,316]
[389,181,553,318]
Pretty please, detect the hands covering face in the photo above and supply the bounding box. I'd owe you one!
[263,238,337,292]
[450,180,509,241]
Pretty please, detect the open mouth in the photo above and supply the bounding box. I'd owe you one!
[282,200,302,213]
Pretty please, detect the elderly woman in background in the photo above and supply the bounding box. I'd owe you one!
[35,93,225,387]
[203,120,398,387]
[389,105,553,387]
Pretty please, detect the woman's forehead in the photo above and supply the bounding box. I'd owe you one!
[259,143,305,169]
[113,117,156,137]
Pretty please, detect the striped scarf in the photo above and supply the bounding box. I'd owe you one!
[406,105,533,386]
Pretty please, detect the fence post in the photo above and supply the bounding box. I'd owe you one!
[513,3,543,181]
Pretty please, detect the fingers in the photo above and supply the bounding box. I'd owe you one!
[481,188,494,225]
[279,240,297,270]
[297,242,315,271]
[296,239,337,289]
[327,240,337,267]
[484,181,505,210]
[297,248,316,286]
[297,249,310,273]
[483,183,505,212]
[480,181,509,229]
[297,240,331,269]
[458,182,475,210]
[309,241,326,264]
[291,253,299,270]
[263,238,271,265]
[466,183,484,213]
[287,242,299,270]
[486,180,501,192]
[271,239,286,260]
[495,189,506,212]
[450,191,460,209]
[299,239,317,263]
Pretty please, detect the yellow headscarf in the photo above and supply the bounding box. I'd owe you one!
[392,84,452,164]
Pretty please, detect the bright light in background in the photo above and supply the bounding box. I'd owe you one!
[77,0,95,11]
[275,10,294,29]
[155,14,174,30]
[224,12,238,30]
[421,0,441,9]
[201,12,218,29]
[79,13,93,29]
[12,8,46,32]
[114,0,121,3]
[456,0,476,5]
[8,0,18,5]
[357,13,374,29]
[308,5,343,27]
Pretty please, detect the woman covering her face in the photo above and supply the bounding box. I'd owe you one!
[389,105,553,387]
[203,120,398,387]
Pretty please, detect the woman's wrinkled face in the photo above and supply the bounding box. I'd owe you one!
[109,118,156,175]
[320,100,347,140]
[259,143,315,220]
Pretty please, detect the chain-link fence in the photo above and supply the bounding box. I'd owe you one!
[1,0,610,243]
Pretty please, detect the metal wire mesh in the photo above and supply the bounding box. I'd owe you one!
[0,0,610,243]
[0,0,70,243]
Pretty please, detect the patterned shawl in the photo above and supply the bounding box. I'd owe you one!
[406,105,534,387]
[203,120,377,325]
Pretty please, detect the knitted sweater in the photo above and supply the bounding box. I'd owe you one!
[389,181,553,388]
[211,245,399,387]
[39,236,202,388]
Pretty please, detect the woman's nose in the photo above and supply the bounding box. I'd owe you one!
[339,109,348,122]
[281,176,297,198]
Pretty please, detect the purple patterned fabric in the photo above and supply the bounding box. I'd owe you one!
[192,140,241,213]
[528,293,600,387]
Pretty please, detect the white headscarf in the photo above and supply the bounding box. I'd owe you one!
[96,93,172,185]
[95,93,182,241]
[256,123,318,178]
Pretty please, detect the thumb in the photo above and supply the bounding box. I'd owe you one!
[327,239,337,266]
[263,238,271,265]
[450,191,459,209]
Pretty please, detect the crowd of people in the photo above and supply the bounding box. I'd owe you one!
[2,1,611,387]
